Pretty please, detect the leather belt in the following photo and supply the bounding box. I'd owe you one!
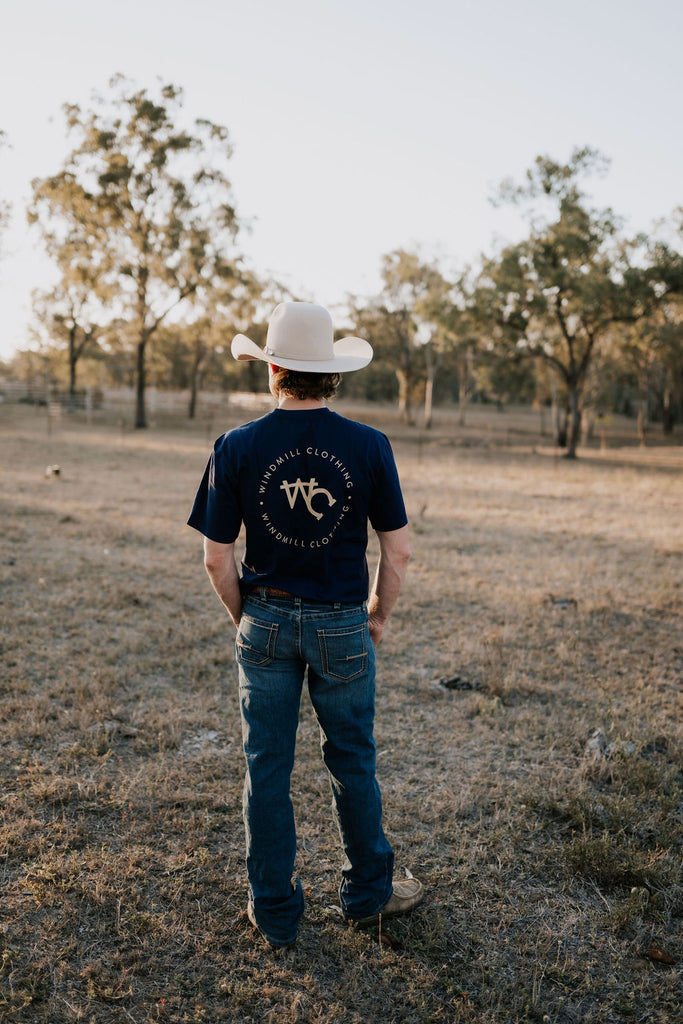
[246,585,360,609]
[247,585,298,600]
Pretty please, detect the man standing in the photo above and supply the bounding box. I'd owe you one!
[188,302,423,949]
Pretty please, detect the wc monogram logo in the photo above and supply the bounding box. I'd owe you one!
[258,449,352,547]
[280,478,336,521]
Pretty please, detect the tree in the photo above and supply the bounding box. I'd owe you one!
[582,220,683,442]
[32,286,97,401]
[636,211,683,435]
[411,267,456,430]
[187,271,287,417]
[29,76,242,427]
[148,272,281,413]
[350,249,449,425]
[473,147,678,457]
[430,270,488,426]
[29,226,114,400]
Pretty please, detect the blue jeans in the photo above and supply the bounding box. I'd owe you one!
[235,590,394,946]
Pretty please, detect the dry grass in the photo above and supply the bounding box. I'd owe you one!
[1,399,681,1024]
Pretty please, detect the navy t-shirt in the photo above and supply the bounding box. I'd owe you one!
[187,407,408,602]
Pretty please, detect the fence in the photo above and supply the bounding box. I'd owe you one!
[0,379,272,418]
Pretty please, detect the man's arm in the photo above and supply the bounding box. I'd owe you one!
[203,538,242,628]
[367,524,411,646]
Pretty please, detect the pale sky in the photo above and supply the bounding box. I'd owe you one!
[1,0,681,359]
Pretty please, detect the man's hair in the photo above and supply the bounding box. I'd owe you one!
[270,367,342,401]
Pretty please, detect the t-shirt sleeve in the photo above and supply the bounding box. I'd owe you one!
[187,439,243,544]
[367,433,408,532]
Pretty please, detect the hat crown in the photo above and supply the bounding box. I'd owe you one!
[231,301,372,372]
[266,303,334,363]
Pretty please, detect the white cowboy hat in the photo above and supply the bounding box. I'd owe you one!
[231,301,373,373]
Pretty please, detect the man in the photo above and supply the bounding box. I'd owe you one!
[188,301,423,949]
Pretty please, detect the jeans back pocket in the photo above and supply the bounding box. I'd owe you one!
[317,622,368,682]
[236,615,279,666]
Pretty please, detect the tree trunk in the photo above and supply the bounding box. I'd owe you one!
[135,336,147,429]
[637,370,649,446]
[135,274,150,429]
[189,373,199,419]
[423,341,436,430]
[424,370,435,430]
[458,373,468,426]
[581,407,595,445]
[188,339,204,420]
[549,371,568,447]
[395,368,412,424]
[637,408,646,446]
[69,354,77,402]
[457,348,472,426]
[538,404,546,437]
[69,328,77,400]
[566,381,581,458]
[662,383,674,435]
[458,358,465,426]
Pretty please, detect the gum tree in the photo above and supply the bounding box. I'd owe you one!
[30,76,242,427]
[618,211,683,438]
[183,269,267,419]
[351,249,450,425]
[472,148,678,457]
[29,227,114,400]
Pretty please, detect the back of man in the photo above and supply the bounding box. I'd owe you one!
[188,302,422,949]
[191,406,407,601]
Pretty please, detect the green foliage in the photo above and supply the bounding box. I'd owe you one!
[605,212,683,436]
[349,249,454,424]
[17,122,683,431]
[471,147,682,455]
[29,75,246,427]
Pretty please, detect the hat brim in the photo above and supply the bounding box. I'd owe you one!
[231,334,373,373]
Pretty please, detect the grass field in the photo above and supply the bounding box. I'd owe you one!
[1,399,681,1023]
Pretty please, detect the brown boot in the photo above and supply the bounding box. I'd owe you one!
[348,877,424,927]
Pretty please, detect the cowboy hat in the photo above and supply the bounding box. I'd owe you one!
[231,302,373,373]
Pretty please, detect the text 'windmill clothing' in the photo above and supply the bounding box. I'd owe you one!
[187,407,407,602]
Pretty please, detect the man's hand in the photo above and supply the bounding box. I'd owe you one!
[368,612,388,646]
[367,525,411,646]
[203,538,242,627]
